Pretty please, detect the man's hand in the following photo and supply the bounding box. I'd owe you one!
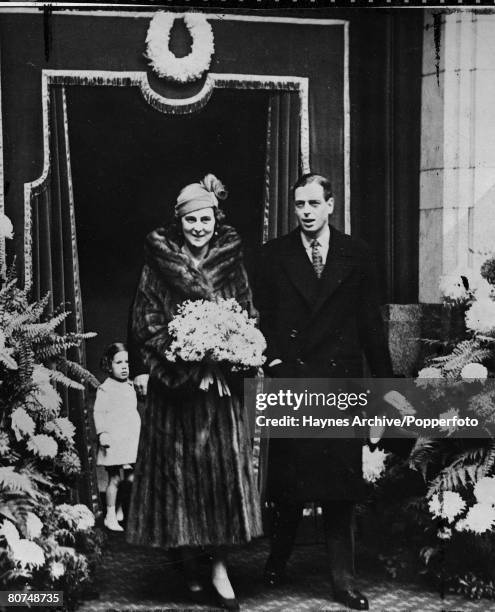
[133,374,149,397]
[265,359,284,378]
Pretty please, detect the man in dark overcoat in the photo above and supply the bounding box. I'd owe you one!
[254,173,393,611]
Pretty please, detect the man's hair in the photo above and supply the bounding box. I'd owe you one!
[292,173,333,201]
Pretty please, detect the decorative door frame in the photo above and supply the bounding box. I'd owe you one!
[22,69,312,289]
[0,12,350,276]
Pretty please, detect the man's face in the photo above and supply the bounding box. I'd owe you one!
[294,182,334,236]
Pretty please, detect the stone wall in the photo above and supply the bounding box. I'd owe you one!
[419,10,495,303]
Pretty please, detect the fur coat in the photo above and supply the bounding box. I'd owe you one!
[126,225,262,549]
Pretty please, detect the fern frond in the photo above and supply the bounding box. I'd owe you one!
[0,467,36,496]
[32,337,83,362]
[0,353,18,370]
[47,369,84,391]
[478,440,495,477]
[427,446,492,496]
[15,338,34,384]
[409,437,440,478]
[22,311,70,339]
[432,339,491,379]
[59,359,100,389]
[0,497,34,525]
[3,295,50,336]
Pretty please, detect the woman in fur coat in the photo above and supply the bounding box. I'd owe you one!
[127,174,262,610]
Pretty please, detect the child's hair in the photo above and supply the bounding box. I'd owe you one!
[100,342,127,374]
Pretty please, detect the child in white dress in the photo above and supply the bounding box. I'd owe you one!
[94,342,141,531]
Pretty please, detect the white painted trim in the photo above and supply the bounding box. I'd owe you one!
[344,21,351,235]
[0,7,347,25]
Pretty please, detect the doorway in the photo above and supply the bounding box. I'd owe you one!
[66,86,269,377]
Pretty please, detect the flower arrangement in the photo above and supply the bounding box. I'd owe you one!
[166,298,266,395]
[0,216,102,608]
[399,254,495,599]
[145,12,215,83]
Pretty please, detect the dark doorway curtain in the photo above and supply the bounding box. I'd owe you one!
[27,84,100,514]
[262,92,301,243]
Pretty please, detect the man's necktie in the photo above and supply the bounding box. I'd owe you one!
[311,239,324,279]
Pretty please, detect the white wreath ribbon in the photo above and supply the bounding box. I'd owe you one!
[145,12,215,83]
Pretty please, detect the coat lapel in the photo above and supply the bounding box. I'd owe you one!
[310,226,356,317]
[279,229,318,307]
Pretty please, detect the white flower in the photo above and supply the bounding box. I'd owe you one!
[439,272,470,301]
[30,365,62,415]
[11,407,36,441]
[461,502,495,534]
[473,476,495,506]
[49,561,65,579]
[428,491,466,523]
[417,367,443,378]
[460,363,488,380]
[56,503,95,531]
[362,446,387,483]
[0,520,20,547]
[146,12,215,83]
[72,504,95,531]
[471,277,494,299]
[0,213,13,239]
[10,539,45,568]
[465,298,495,334]
[165,298,266,373]
[415,367,443,388]
[437,526,452,540]
[27,434,58,459]
[25,512,43,540]
[438,408,460,434]
[44,417,75,442]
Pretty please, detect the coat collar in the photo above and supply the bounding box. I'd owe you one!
[145,225,243,299]
[280,225,356,315]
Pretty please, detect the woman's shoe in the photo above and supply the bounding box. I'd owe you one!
[211,584,240,611]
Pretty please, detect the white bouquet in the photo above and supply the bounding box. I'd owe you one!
[165,298,266,395]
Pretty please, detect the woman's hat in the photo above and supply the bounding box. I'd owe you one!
[175,174,227,217]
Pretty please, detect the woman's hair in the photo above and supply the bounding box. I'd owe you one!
[100,342,127,373]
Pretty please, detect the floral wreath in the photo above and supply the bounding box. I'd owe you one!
[145,12,215,83]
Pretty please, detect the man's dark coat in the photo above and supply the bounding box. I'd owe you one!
[255,225,393,502]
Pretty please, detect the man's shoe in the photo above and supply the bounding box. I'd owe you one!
[334,587,369,610]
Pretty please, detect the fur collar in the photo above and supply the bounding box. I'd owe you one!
[145,225,243,299]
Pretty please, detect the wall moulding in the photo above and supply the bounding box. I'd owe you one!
[23,69,311,288]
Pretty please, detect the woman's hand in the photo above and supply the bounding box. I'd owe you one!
[198,364,231,397]
[133,374,149,397]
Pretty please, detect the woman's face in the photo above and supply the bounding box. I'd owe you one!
[180,206,215,253]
